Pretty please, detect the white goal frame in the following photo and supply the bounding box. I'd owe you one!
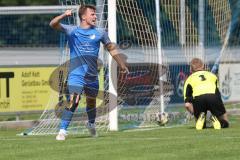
[108,0,118,131]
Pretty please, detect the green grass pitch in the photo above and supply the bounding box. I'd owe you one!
[0,115,240,160]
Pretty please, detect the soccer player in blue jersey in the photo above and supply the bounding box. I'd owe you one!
[50,4,128,140]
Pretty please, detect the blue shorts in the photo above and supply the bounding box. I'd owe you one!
[68,76,99,97]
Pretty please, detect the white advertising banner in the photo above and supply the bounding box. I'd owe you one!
[219,63,240,102]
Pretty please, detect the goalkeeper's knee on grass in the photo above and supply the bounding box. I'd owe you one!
[220,119,229,128]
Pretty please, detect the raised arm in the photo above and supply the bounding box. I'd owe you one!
[49,10,72,31]
[105,43,129,73]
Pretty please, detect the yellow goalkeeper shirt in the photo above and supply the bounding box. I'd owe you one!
[183,70,218,102]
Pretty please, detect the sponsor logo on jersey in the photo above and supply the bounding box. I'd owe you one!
[89,34,96,40]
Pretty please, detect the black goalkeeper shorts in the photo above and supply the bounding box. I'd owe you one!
[192,94,226,118]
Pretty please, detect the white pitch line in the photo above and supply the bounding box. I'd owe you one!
[102,136,240,141]
[123,125,186,132]
[1,136,240,141]
[0,138,28,141]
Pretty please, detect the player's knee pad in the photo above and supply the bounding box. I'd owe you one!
[220,119,229,128]
[67,93,79,112]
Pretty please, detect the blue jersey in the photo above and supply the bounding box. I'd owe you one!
[60,23,110,89]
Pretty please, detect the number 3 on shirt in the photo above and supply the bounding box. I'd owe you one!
[199,75,206,81]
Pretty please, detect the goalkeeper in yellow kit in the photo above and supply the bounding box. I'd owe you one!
[183,58,229,130]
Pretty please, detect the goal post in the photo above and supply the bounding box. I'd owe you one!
[108,0,118,131]
[155,0,165,114]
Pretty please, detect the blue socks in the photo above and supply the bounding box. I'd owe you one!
[60,108,74,130]
[59,106,96,131]
[86,106,96,124]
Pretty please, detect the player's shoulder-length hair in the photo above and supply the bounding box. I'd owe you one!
[78,4,96,21]
[190,58,204,72]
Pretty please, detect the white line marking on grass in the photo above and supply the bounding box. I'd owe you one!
[1,136,240,142]
[0,138,25,141]
[102,136,240,141]
[102,136,191,141]
[224,136,240,139]
[123,125,186,132]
